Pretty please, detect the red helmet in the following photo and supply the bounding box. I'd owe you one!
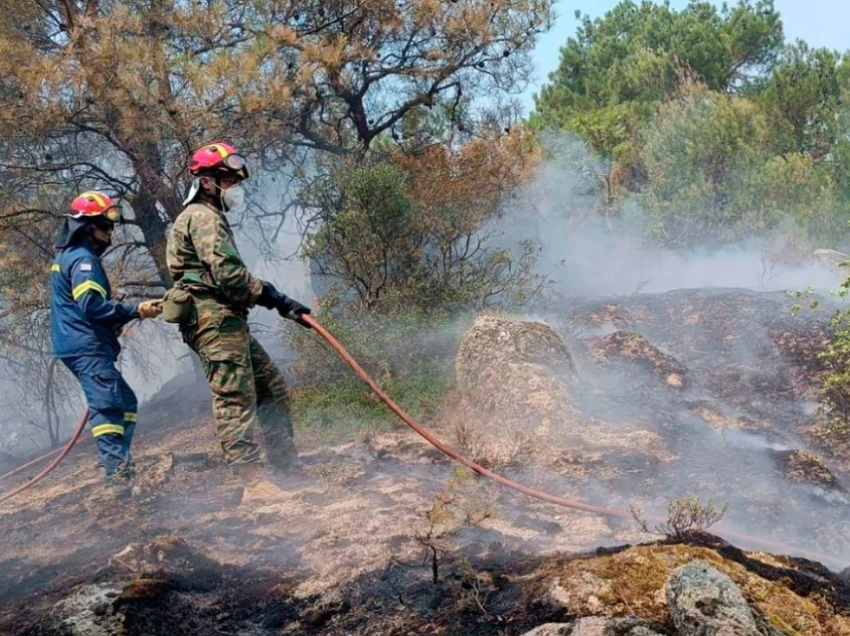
[188,142,249,180]
[68,191,122,223]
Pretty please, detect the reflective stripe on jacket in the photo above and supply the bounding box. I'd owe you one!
[50,243,139,359]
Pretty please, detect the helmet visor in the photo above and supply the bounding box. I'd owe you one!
[223,154,247,172]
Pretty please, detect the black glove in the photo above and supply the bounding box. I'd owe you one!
[258,281,312,328]
[256,281,281,310]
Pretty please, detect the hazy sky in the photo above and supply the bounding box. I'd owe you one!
[522,0,850,113]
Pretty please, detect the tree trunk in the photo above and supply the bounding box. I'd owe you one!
[133,187,174,288]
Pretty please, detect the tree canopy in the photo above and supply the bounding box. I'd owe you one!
[530,0,850,246]
[0,0,553,286]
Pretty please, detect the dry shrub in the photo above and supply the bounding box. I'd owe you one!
[414,468,498,583]
[448,558,497,617]
[631,495,728,539]
[450,417,538,470]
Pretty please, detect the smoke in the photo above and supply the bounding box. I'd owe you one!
[472,131,850,567]
[6,129,850,604]
[499,132,845,299]
[125,132,849,569]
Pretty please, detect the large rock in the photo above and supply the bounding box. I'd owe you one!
[521,618,662,636]
[54,583,124,636]
[666,560,759,636]
[456,315,575,395]
[452,315,670,467]
[813,248,849,270]
[454,315,580,435]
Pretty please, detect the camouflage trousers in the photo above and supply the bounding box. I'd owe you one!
[181,298,296,468]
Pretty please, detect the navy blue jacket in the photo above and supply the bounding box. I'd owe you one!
[51,242,139,359]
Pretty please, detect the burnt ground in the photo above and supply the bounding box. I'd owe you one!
[552,288,850,559]
[3,287,850,634]
[0,383,627,636]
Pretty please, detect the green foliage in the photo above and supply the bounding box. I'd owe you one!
[532,0,783,157]
[302,161,540,313]
[290,301,468,385]
[639,82,767,240]
[638,80,844,243]
[291,368,453,444]
[288,303,469,439]
[303,163,416,311]
[818,318,850,433]
[813,273,850,435]
[530,0,850,250]
[789,269,850,444]
[759,42,850,158]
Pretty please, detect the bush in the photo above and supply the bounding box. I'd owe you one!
[631,495,728,539]
[288,303,470,441]
[302,135,542,315]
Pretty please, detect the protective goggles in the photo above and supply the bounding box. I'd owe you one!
[221,154,247,172]
[67,206,123,223]
[210,154,248,176]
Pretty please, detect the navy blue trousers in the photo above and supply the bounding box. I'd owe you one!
[62,356,138,478]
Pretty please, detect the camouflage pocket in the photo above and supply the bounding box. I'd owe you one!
[203,314,250,365]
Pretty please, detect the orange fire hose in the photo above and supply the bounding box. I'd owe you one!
[0,448,62,483]
[0,409,89,505]
[302,315,842,568]
[0,317,840,568]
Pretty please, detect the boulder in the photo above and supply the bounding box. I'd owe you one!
[54,583,123,636]
[454,316,582,443]
[452,315,669,465]
[813,248,849,270]
[666,560,759,636]
[521,618,662,636]
[455,315,575,396]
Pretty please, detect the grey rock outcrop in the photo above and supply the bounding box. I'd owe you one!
[666,560,759,636]
[521,617,663,636]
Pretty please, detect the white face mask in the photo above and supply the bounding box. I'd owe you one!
[222,183,245,211]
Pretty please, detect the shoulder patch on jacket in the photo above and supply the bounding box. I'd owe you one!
[80,263,93,272]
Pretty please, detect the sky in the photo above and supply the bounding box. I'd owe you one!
[522,0,850,113]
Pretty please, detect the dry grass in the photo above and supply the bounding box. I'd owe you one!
[450,417,538,470]
[531,544,843,636]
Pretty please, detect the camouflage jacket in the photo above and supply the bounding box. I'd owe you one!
[166,202,263,308]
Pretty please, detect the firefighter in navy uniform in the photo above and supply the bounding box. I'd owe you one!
[51,191,163,496]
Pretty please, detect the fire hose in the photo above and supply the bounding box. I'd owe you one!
[0,317,840,568]
[0,409,89,505]
[301,315,841,567]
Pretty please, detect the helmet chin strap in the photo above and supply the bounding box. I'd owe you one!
[209,176,232,211]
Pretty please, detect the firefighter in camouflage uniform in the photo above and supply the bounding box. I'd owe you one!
[165,142,311,505]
